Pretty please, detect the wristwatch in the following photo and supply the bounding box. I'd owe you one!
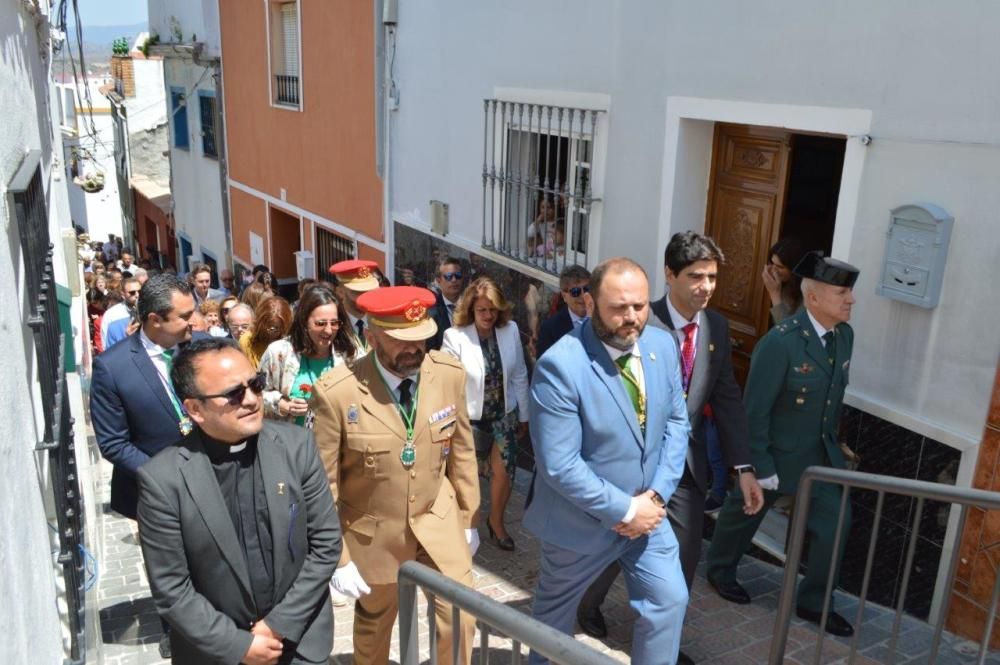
[649,491,666,507]
[736,465,757,475]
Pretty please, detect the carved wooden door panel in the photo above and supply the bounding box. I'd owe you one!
[704,123,792,385]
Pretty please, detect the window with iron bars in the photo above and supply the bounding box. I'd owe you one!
[482,99,604,275]
[316,226,355,283]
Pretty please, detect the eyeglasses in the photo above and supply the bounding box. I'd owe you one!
[311,319,341,329]
[230,323,251,332]
[565,285,590,298]
[125,289,140,296]
[194,372,266,406]
[439,271,463,281]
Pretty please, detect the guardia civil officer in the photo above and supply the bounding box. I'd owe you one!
[310,286,480,665]
[706,252,859,637]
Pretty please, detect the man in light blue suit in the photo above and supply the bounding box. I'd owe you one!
[525,258,691,665]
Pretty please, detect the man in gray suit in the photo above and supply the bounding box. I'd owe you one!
[576,233,764,664]
[137,337,342,664]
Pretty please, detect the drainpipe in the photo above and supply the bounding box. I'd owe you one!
[381,0,397,278]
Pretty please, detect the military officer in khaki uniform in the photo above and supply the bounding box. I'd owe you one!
[327,259,382,357]
[707,252,859,638]
[311,285,480,665]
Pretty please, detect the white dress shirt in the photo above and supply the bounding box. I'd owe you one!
[139,329,178,399]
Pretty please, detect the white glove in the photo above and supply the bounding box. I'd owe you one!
[331,561,371,599]
[758,474,780,491]
[466,528,481,557]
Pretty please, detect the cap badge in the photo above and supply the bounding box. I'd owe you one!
[356,266,371,279]
[404,300,427,322]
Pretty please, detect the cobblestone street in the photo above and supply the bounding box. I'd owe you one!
[92,450,998,664]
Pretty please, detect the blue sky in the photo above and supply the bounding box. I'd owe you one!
[77,0,147,27]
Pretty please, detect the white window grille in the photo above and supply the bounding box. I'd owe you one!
[482,99,604,274]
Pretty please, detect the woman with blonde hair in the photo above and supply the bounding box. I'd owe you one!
[442,276,529,551]
[240,296,292,369]
[240,280,274,313]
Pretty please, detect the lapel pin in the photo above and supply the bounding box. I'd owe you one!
[709,343,715,352]
[803,330,811,337]
[649,352,656,361]
[277,482,285,495]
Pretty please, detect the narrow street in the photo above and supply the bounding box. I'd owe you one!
[89,436,994,665]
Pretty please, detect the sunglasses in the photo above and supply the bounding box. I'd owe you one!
[440,271,463,281]
[565,285,590,298]
[125,289,140,296]
[195,371,266,406]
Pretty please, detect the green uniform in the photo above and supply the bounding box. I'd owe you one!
[707,309,853,612]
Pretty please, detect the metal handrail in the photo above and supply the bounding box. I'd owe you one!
[770,466,1000,665]
[398,561,618,665]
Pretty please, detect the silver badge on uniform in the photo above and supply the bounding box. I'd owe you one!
[347,404,359,424]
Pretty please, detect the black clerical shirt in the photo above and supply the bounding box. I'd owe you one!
[204,434,275,617]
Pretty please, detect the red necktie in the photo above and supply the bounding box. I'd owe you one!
[681,322,697,393]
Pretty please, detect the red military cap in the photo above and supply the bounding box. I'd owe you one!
[327,259,380,292]
[357,286,438,341]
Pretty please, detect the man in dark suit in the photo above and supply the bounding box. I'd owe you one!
[91,273,200,657]
[575,233,764,664]
[91,274,200,519]
[138,338,342,664]
[427,256,465,351]
[536,264,591,359]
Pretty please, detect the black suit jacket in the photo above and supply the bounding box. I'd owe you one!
[90,331,207,518]
[137,421,342,665]
[536,307,573,359]
[427,289,454,351]
[649,296,751,490]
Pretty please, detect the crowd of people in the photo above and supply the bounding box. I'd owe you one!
[84,228,859,665]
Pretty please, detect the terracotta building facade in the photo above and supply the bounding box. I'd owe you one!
[218,0,385,289]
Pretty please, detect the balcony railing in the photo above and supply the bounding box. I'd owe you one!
[275,74,300,106]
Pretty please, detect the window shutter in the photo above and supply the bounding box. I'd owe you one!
[281,3,299,77]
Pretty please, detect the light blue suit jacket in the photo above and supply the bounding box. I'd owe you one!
[524,320,691,555]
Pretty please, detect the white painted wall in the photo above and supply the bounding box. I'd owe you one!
[388,0,1000,453]
[127,56,167,134]
[0,1,84,662]
[60,80,125,241]
[149,0,222,56]
[163,55,228,266]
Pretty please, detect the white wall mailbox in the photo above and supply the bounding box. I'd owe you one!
[875,203,953,309]
[294,250,315,281]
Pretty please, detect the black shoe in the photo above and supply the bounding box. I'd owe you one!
[486,521,515,551]
[158,633,172,659]
[677,649,695,665]
[576,606,608,639]
[796,606,855,637]
[707,577,751,605]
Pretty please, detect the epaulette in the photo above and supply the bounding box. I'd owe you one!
[775,317,803,336]
[313,363,354,390]
[427,349,464,370]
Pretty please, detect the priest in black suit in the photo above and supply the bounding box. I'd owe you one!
[137,338,342,665]
[535,264,591,359]
[575,232,764,665]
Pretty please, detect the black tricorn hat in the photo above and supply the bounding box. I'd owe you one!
[792,251,860,288]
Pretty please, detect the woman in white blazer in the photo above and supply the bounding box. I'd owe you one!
[442,277,529,551]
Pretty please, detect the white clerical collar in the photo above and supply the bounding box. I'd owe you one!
[373,353,417,393]
[806,309,831,341]
[664,293,701,331]
[601,339,641,363]
[228,442,247,453]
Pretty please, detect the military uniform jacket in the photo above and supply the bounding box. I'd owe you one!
[311,350,480,585]
[744,311,853,496]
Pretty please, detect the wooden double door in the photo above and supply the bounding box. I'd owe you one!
[704,123,844,384]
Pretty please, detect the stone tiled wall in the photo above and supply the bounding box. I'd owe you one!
[947,364,1000,647]
[837,405,960,619]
